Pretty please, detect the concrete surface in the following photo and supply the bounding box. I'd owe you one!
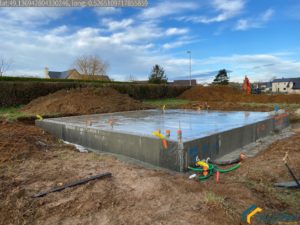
[43,109,271,141]
[36,109,290,172]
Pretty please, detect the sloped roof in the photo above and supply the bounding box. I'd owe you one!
[48,70,71,79]
[272,77,300,89]
[259,82,272,88]
[291,78,300,89]
[272,78,290,82]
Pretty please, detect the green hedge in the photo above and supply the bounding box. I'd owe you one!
[0,81,190,107]
[111,84,188,100]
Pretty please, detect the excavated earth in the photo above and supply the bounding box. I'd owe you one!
[0,121,299,225]
[179,86,300,104]
[179,86,300,122]
[21,87,149,116]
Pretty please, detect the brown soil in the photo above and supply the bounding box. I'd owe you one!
[21,87,149,116]
[185,101,273,112]
[179,86,300,104]
[1,122,299,225]
[179,86,300,122]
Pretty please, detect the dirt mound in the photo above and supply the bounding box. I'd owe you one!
[21,87,149,116]
[179,86,300,103]
[179,86,244,102]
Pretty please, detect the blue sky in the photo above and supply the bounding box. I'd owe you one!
[0,0,300,83]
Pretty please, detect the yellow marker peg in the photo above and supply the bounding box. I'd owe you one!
[196,161,209,168]
[36,115,43,121]
[153,131,165,140]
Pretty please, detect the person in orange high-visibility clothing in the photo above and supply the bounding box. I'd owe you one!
[243,75,251,94]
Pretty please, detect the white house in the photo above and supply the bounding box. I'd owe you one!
[272,78,300,94]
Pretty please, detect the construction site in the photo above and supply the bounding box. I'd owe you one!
[0,83,300,225]
[1,0,300,224]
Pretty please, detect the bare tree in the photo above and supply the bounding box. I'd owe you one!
[0,57,13,76]
[73,55,109,76]
[126,74,136,82]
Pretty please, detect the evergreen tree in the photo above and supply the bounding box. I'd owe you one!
[148,65,167,84]
[213,69,229,85]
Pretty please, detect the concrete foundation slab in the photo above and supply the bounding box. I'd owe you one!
[36,109,290,172]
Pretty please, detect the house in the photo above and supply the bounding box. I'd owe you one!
[261,82,272,92]
[253,82,272,92]
[171,79,197,86]
[272,78,300,94]
[44,67,110,81]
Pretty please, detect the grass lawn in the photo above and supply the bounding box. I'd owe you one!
[143,98,191,108]
[0,106,64,121]
[0,106,29,121]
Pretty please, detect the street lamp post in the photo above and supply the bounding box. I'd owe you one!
[187,51,192,86]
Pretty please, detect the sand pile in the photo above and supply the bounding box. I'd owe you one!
[22,87,148,116]
[179,86,300,103]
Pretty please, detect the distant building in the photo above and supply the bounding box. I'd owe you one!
[44,67,110,81]
[253,82,272,92]
[171,79,197,86]
[272,78,300,94]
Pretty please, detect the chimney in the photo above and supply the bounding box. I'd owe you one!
[44,67,49,79]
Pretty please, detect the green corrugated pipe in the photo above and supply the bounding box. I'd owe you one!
[215,163,241,173]
[188,163,240,181]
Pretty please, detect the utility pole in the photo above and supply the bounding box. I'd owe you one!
[187,51,192,86]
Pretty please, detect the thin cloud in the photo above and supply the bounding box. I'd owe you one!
[102,18,134,31]
[165,28,189,36]
[179,0,245,24]
[235,8,274,31]
[163,40,190,49]
[162,36,199,49]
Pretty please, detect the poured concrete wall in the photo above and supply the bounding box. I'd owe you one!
[184,118,273,166]
[36,120,183,171]
[36,113,289,172]
[184,114,289,168]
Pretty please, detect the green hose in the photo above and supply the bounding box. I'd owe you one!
[188,164,215,180]
[215,163,240,173]
[188,162,240,181]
